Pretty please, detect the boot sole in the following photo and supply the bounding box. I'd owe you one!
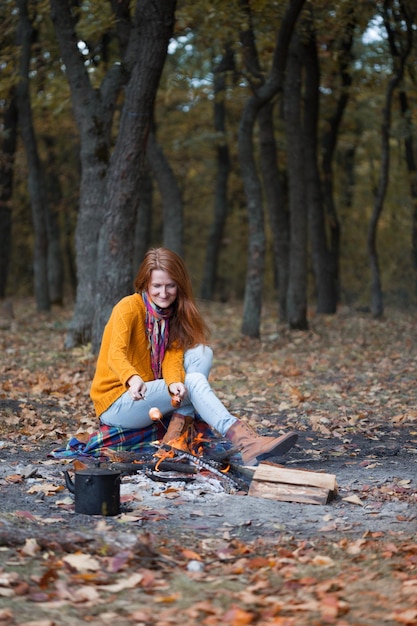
[256,432,298,463]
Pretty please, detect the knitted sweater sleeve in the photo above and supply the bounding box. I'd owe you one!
[106,296,150,386]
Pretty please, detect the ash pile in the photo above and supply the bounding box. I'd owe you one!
[109,435,251,500]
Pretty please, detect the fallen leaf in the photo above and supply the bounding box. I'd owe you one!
[55,496,74,506]
[311,555,335,567]
[154,592,182,603]
[222,605,254,625]
[27,483,64,495]
[181,549,202,561]
[390,608,417,624]
[20,538,41,557]
[0,609,13,622]
[63,553,101,572]
[5,474,23,483]
[97,572,144,593]
[72,585,101,603]
[342,494,365,506]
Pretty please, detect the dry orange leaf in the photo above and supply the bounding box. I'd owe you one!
[181,549,202,561]
[223,605,255,626]
[5,474,23,483]
[27,483,64,495]
[73,459,88,471]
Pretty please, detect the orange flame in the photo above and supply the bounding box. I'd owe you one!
[152,422,231,474]
[153,428,191,470]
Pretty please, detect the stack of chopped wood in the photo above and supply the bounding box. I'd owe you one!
[248,462,338,505]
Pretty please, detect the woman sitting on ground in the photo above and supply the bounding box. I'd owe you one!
[90,247,298,466]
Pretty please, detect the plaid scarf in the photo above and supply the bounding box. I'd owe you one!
[142,291,173,379]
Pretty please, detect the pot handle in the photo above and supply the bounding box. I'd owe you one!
[64,470,75,494]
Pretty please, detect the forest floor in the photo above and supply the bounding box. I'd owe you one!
[0,298,416,626]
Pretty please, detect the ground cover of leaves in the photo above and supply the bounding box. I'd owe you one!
[0,298,416,626]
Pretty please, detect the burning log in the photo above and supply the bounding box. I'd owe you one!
[110,460,198,475]
[152,442,249,493]
[145,469,196,483]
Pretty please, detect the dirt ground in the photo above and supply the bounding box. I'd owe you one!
[1,422,415,544]
[1,301,417,625]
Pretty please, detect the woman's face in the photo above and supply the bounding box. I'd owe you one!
[148,269,178,308]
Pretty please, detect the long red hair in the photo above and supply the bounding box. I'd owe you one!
[134,248,209,349]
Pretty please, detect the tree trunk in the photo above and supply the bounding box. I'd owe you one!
[44,136,64,305]
[201,48,233,301]
[258,102,289,321]
[133,163,153,273]
[91,0,177,353]
[367,0,412,317]
[238,3,265,337]
[398,90,417,295]
[146,125,183,257]
[16,0,50,312]
[238,0,306,338]
[0,95,18,298]
[302,29,337,314]
[50,0,130,347]
[284,36,308,330]
[321,10,355,309]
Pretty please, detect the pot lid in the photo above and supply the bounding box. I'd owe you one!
[75,467,121,476]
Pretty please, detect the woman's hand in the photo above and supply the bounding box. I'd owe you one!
[127,375,147,401]
[168,382,187,402]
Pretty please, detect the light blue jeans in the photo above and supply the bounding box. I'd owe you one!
[99,345,237,436]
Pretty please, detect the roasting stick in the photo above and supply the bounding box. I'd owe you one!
[148,395,182,432]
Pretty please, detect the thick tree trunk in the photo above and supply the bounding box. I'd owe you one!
[238,4,265,338]
[91,0,177,353]
[16,0,50,312]
[302,31,337,314]
[146,126,183,257]
[258,102,289,321]
[201,48,233,301]
[284,37,308,330]
[238,0,306,338]
[0,95,18,298]
[50,0,130,347]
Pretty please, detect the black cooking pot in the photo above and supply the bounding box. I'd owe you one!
[64,467,121,516]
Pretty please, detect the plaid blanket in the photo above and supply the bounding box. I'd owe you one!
[49,416,229,459]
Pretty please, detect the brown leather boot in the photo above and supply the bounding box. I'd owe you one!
[226,420,298,466]
[160,413,193,446]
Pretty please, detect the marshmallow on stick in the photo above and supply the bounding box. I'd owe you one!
[149,407,163,421]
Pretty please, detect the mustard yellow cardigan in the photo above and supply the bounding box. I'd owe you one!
[90,293,185,417]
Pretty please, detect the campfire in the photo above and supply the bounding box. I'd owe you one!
[101,421,250,495]
[69,411,338,507]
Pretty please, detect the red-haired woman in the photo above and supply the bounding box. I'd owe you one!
[90,248,298,465]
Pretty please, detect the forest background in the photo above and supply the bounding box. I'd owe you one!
[1,4,417,622]
[1,0,417,352]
